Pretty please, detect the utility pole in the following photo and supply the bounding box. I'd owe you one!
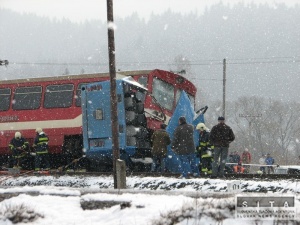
[106,0,120,189]
[222,58,226,117]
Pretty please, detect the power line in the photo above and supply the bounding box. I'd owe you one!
[6,56,300,67]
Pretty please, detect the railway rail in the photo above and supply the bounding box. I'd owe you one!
[1,168,300,180]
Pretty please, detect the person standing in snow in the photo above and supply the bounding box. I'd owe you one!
[265,153,275,174]
[195,122,214,175]
[241,148,251,173]
[259,154,266,174]
[33,128,50,171]
[171,116,200,178]
[8,131,30,169]
[232,151,241,165]
[151,123,171,173]
[209,116,235,178]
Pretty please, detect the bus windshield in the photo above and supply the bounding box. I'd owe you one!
[152,77,174,111]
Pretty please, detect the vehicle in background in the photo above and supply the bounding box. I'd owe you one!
[274,165,300,175]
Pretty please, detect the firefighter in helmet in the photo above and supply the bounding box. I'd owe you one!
[195,123,214,175]
[8,131,29,169]
[33,128,50,171]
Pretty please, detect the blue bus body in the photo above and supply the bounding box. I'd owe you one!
[81,77,205,172]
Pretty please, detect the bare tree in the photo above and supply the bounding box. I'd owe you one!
[266,100,300,164]
[208,97,300,165]
[232,97,267,155]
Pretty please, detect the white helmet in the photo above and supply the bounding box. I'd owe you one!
[196,123,206,131]
[35,128,43,134]
[15,131,21,139]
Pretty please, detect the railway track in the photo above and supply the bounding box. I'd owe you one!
[1,169,300,180]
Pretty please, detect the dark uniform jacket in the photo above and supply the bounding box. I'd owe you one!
[209,123,235,147]
[196,130,214,156]
[197,130,211,152]
[151,129,171,157]
[9,137,29,158]
[33,132,49,154]
[171,122,195,155]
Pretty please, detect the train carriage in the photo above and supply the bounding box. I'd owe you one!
[0,69,197,169]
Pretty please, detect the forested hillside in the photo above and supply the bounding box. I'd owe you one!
[1,3,300,164]
[0,3,299,102]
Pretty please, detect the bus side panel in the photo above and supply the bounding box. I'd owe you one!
[82,81,127,166]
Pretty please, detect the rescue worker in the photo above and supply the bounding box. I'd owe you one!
[195,122,214,175]
[241,148,251,173]
[33,128,50,171]
[151,123,171,173]
[8,131,29,169]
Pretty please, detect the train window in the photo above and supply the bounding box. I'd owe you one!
[94,109,103,120]
[152,78,174,111]
[0,88,11,111]
[138,76,147,88]
[13,86,42,110]
[75,83,87,107]
[44,84,74,108]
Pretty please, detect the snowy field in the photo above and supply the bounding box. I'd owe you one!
[0,175,300,225]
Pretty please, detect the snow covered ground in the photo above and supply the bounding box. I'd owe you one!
[0,175,299,225]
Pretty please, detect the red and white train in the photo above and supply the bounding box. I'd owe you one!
[0,69,196,168]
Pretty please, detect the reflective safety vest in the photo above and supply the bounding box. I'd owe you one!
[196,130,214,155]
[33,133,49,154]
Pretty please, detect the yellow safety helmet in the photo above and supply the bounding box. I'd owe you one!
[35,128,43,134]
[15,131,21,139]
[196,123,206,131]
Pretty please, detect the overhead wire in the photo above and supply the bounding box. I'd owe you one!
[8,56,300,67]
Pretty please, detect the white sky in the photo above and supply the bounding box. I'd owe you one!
[0,0,299,23]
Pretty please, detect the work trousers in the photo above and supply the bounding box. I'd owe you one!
[178,153,200,178]
[267,165,274,174]
[212,147,228,177]
[151,156,166,173]
[35,153,50,170]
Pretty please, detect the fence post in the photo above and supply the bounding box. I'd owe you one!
[116,159,126,189]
